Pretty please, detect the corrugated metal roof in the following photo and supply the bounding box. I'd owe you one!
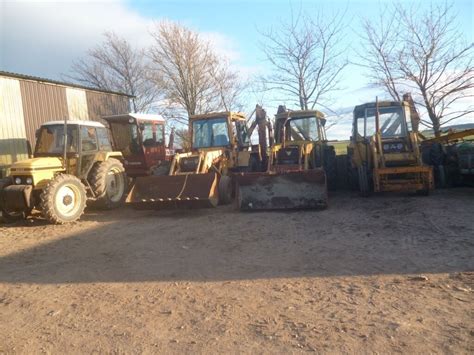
[42,120,106,127]
[0,70,134,98]
[103,113,165,123]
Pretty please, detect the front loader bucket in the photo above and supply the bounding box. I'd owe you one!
[236,169,328,211]
[126,172,219,209]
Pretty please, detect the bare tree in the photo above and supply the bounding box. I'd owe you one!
[148,21,244,124]
[358,7,403,102]
[67,32,159,113]
[209,58,247,112]
[259,9,348,111]
[359,2,474,135]
[173,127,192,151]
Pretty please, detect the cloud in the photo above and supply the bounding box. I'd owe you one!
[1,0,155,79]
[1,0,254,82]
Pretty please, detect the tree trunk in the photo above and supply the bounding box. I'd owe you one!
[420,89,441,137]
[432,117,441,137]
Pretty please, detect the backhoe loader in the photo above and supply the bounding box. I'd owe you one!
[348,97,433,195]
[236,107,335,210]
[125,111,262,209]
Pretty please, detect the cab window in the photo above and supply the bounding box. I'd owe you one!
[156,124,164,145]
[142,122,155,147]
[81,126,98,152]
[96,127,112,151]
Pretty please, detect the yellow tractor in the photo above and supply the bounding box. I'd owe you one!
[0,120,126,224]
[125,111,263,209]
[236,107,335,210]
[348,98,433,195]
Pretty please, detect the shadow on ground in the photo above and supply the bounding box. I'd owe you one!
[0,189,473,284]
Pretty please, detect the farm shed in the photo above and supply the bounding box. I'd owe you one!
[0,71,132,177]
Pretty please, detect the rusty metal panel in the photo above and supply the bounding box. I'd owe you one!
[236,169,328,210]
[66,88,89,120]
[19,80,69,147]
[86,91,130,126]
[126,173,219,209]
[0,77,29,174]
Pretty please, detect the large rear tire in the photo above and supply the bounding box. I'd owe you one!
[152,162,170,176]
[248,155,261,172]
[89,158,126,209]
[40,174,87,224]
[323,146,337,191]
[357,165,370,197]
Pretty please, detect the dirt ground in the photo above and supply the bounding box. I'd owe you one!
[0,189,473,353]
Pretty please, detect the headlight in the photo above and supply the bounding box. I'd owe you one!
[14,177,22,185]
[26,177,33,184]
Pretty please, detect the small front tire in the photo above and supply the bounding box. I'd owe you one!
[1,208,28,223]
[0,177,29,223]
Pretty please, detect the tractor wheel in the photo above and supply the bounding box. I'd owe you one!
[323,147,337,191]
[357,165,370,197]
[218,175,233,205]
[248,155,261,172]
[152,162,170,176]
[416,189,430,196]
[1,210,27,223]
[435,165,447,188]
[89,158,126,209]
[0,177,29,223]
[40,174,87,224]
[429,143,445,166]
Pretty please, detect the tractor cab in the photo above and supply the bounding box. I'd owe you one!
[273,110,329,169]
[275,110,327,143]
[349,98,433,195]
[352,101,417,167]
[189,112,251,152]
[104,114,170,177]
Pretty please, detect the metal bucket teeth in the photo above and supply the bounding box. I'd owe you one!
[236,169,328,210]
[126,172,219,209]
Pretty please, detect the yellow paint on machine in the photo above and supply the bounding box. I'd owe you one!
[0,77,29,174]
[66,88,89,120]
[9,157,65,189]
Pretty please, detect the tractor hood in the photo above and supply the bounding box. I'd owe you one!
[10,157,64,173]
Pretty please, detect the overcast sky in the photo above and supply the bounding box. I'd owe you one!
[1,0,472,139]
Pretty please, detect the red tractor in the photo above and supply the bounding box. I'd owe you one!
[104,114,174,177]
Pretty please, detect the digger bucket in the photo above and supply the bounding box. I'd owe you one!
[236,169,328,210]
[126,172,219,209]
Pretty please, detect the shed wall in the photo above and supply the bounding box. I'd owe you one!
[66,88,89,120]
[19,80,69,146]
[0,73,131,176]
[0,77,29,174]
[86,91,130,126]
